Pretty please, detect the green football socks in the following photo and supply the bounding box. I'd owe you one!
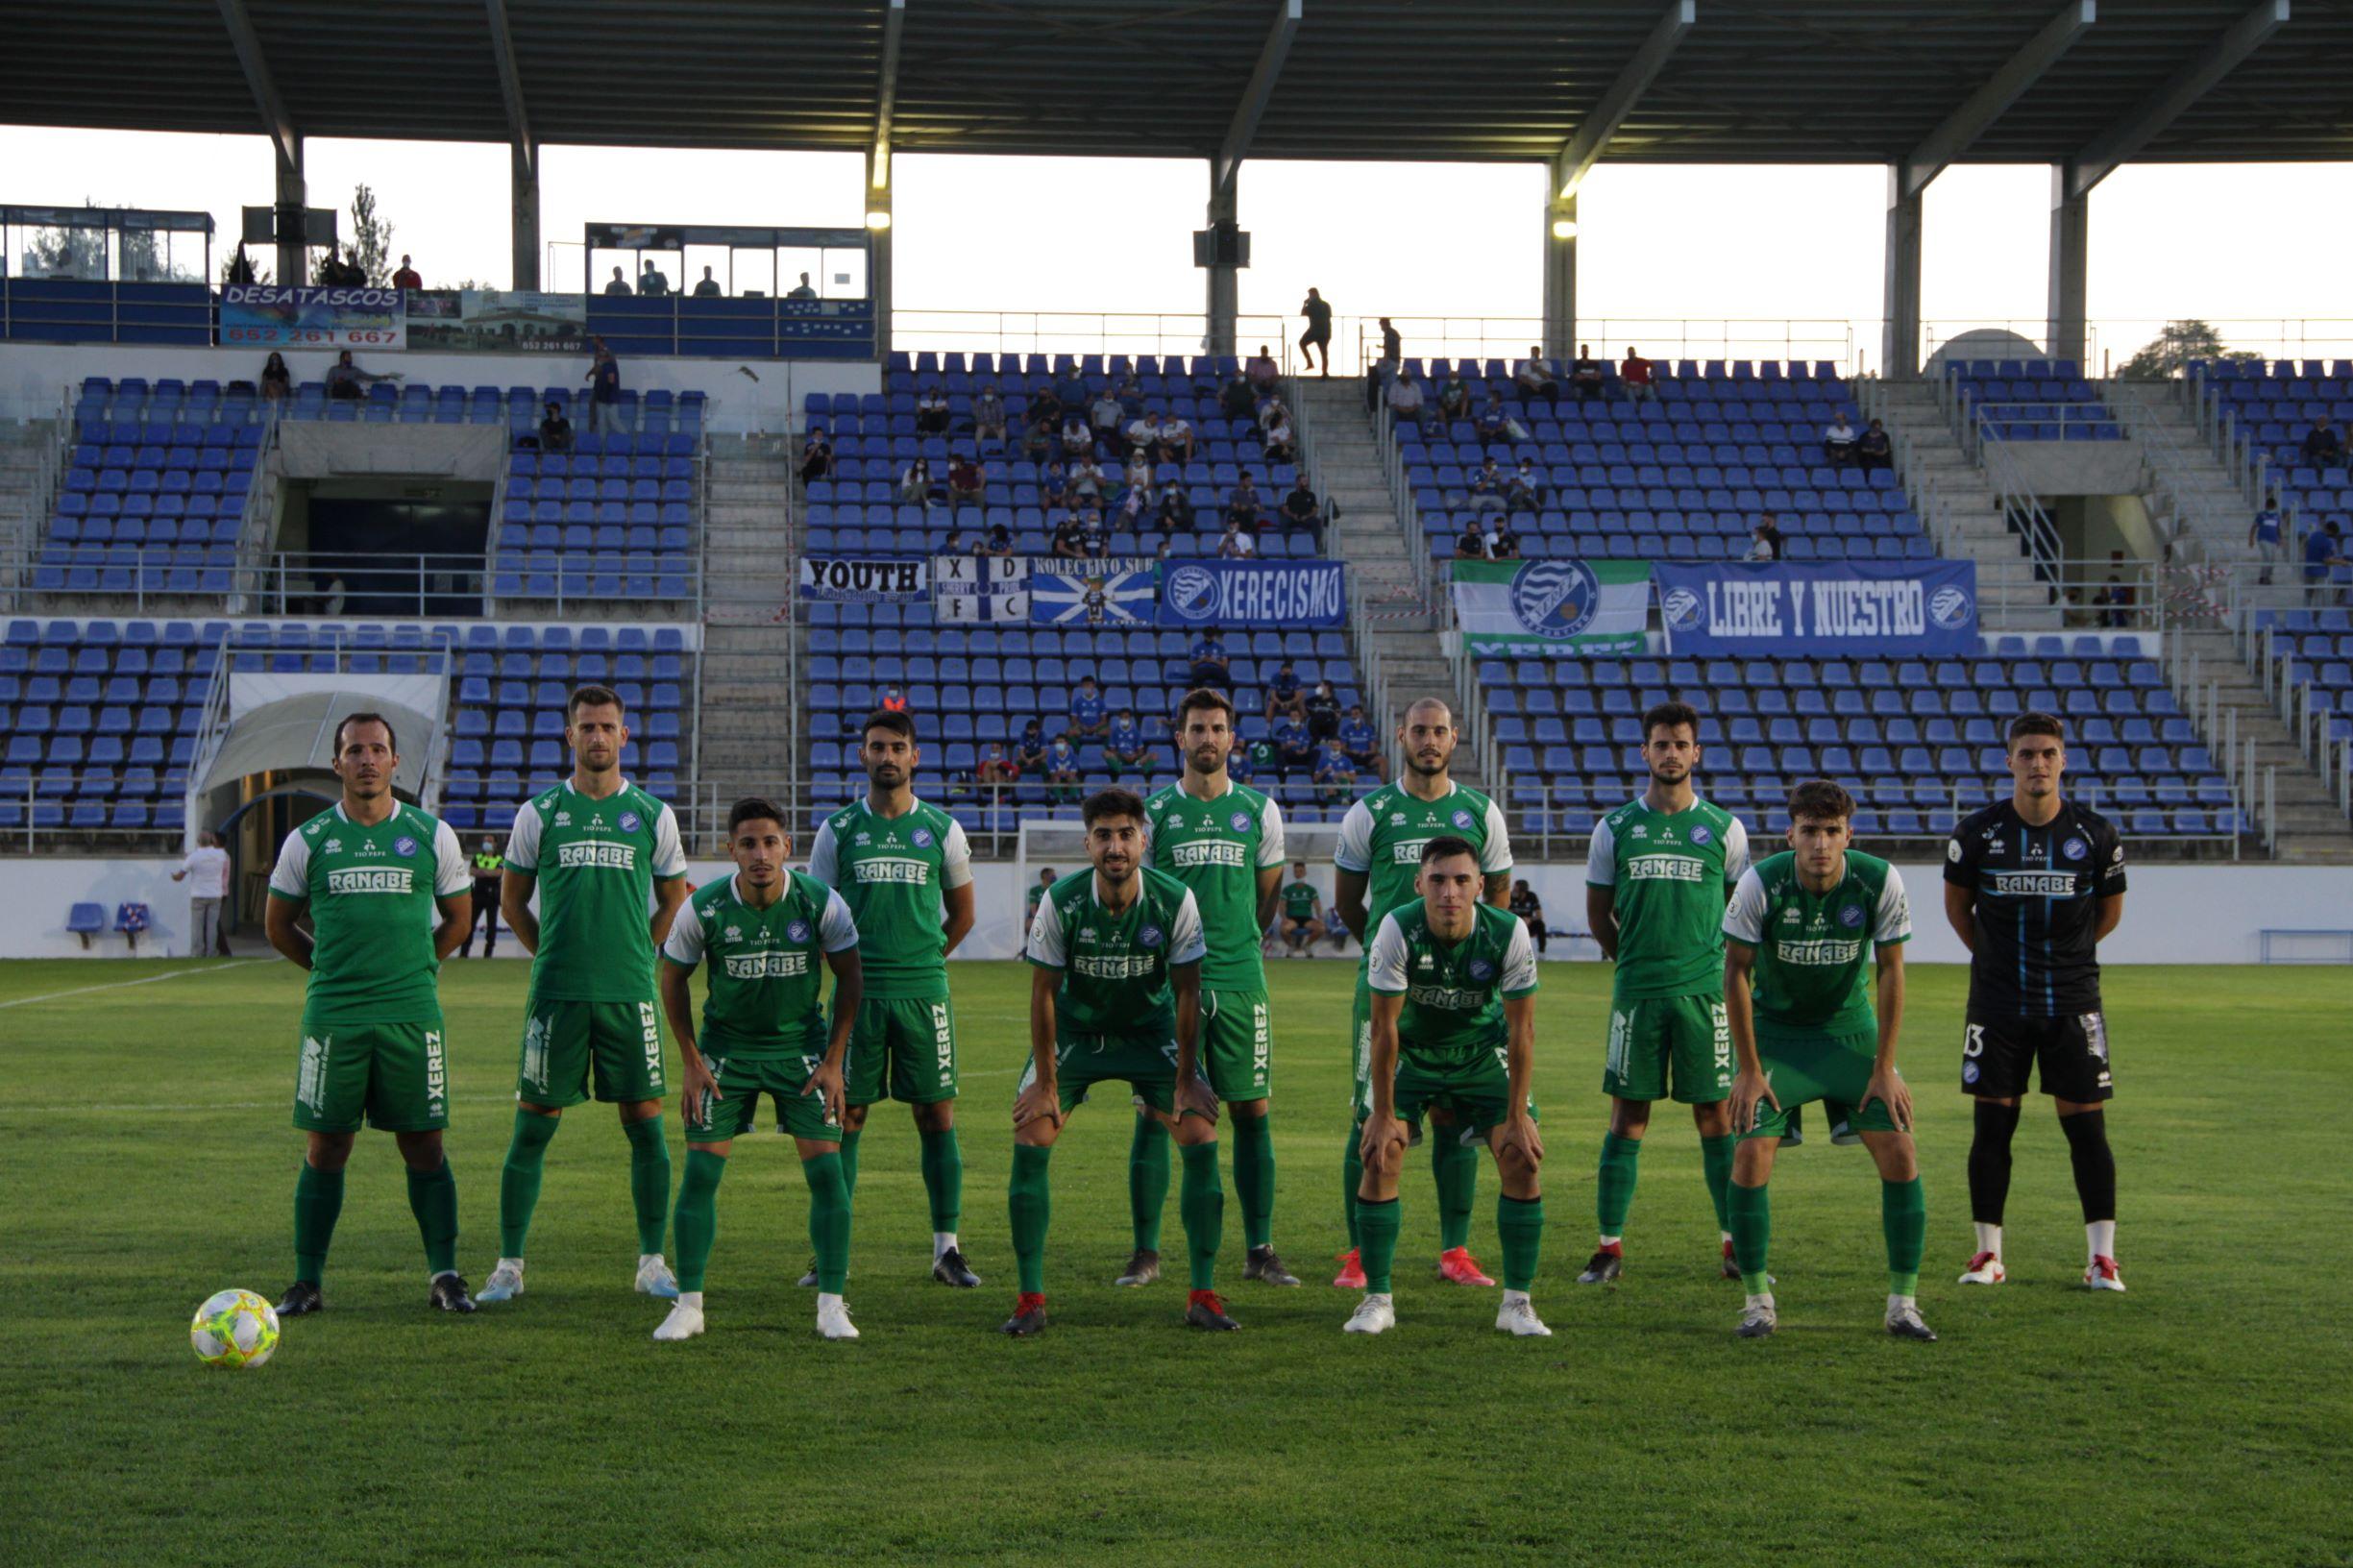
[918,1125,963,1235]
[1596,1130,1640,1238]
[1356,1197,1401,1295]
[1497,1194,1545,1292]
[1341,1139,1364,1249]
[1432,1132,1478,1251]
[623,1114,671,1257]
[293,1161,345,1286]
[404,1158,459,1277]
[839,1126,863,1199]
[498,1107,559,1258]
[1129,1115,1170,1252]
[804,1151,852,1294]
[1231,1112,1275,1250]
[1700,1133,1736,1234]
[673,1149,725,1294]
[1179,1139,1224,1289]
[1729,1180,1772,1295]
[1009,1143,1053,1294]
[1883,1175,1925,1297]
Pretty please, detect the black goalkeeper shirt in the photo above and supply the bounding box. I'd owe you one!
[1945,798,2126,1017]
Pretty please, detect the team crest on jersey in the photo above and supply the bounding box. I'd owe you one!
[1451,809,1475,830]
[1838,904,1864,928]
[787,919,812,943]
[619,810,642,833]
[1690,824,1712,845]
[1139,924,1164,948]
[913,827,936,848]
[393,836,418,858]
[2062,837,2087,861]
[1229,810,1251,832]
[1467,958,1495,982]
[1948,839,1963,862]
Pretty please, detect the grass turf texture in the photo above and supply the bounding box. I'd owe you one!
[1,956,2347,1567]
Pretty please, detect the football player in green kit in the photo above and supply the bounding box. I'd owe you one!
[654,797,863,1342]
[1003,789,1228,1336]
[1332,698,1512,1290]
[1723,780,1935,1342]
[265,712,478,1316]
[478,684,693,1306]
[1140,688,1297,1289]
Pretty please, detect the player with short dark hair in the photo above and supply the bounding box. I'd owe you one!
[1581,699,1752,1285]
[1005,788,1226,1335]
[1724,780,1932,1341]
[1946,711,2129,1292]
[1348,837,1548,1336]
[264,712,478,1317]
[1278,860,1328,955]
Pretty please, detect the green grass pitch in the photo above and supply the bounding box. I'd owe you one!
[2,955,2347,1566]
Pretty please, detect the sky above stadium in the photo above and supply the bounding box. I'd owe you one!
[6,126,2348,372]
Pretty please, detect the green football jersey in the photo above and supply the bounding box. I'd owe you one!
[1024,867,1206,1038]
[807,796,974,999]
[1281,880,1320,921]
[1143,779,1284,989]
[1722,850,1911,1035]
[505,776,690,1002]
[268,801,471,1024]
[1334,780,1512,956]
[1365,897,1539,1065]
[1586,795,1751,1001]
[662,870,858,1055]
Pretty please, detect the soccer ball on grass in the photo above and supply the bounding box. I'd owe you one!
[190,1288,280,1368]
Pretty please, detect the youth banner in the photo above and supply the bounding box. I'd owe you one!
[799,555,928,602]
[220,284,405,349]
[1450,558,1650,654]
[1157,559,1346,627]
[1655,560,1978,655]
[404,289,587,353]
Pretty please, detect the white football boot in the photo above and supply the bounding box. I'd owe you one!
[477,1258,526,1303]
[816,1294,860,1340]
[635,1254,680,1299]
[1342,1293,1396,1335]
[1495,1293,1553,1337]
[652,1295,705,1341]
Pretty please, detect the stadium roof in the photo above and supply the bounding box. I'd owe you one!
[5,0,2350,171]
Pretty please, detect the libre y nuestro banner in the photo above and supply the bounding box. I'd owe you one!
[220,284,405,349]
[1157,559,1347,628]
[404,289,587,354]
[1656,559,1979,655]
[800,555,930,602]
[1450,558,1651,654]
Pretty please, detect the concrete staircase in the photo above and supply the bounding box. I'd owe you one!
[1865,379,2061,627]
[693,433,801,823]
[1292,379,1487,789]
[0,419,57,609]
[2172,627,2353,862]
[2104,378,2307,618]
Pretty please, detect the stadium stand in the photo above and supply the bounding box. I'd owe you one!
[2195,358,2353,532]
[2252,606,2353,745]
[1945,356,2122,440]
[43,380,260,594]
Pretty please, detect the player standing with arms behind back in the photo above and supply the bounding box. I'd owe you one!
[478,684,692,1305]
[1333,698,1513,1291]
[264,713,478,1316]
[1946,712,2128,1291]
[1580,700,1751,1285]
[1140,689,1297,1288]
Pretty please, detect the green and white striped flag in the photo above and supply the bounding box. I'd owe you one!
[1449,558,1651,654]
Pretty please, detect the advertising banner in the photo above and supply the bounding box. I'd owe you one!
[404,289,588,354]
[1654,560,1979,655]
[798,555,929,602]
[220,284,405,349]
[1156,558,1346,628]
[1449,558,1651,654]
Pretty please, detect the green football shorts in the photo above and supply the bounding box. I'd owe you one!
[1603,992,1733,1104]
[293,1017,450,1134]
[516,997,667,1108]
[846,993,958,1106]
[1743,1025,1900,1141]
[1201,986,1272,1101]
[685,1044,843,1144]
[1019,1031,1215,1117]
[1382,1047,1537,1144]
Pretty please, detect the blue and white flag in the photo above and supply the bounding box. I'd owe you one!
[1156,559,1347,627]
[1028,559,1161,625]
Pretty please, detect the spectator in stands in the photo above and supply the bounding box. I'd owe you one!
[585,339,623,431]
[1070,455,1107,502]
[978,741,1018,785]
[1477,389,1530,447]
[693,266,723,298]
[1275,713,1317,777]
[1509,880,1547,956]
[226,245,258,285]
[1619,346,1654,402]
[1020,414,1054,464]
[1248,345,1281,392]
[1221,367,1258,420]
[1125,410,1166,462]
[1226,471,1263,530]
[948,452,985,503]
[1059,409,1094,462]
[1121,449,1156,505]
[1858,416,1893,471]
[917,382,951,435]
[603,265,632,296]
[878,684,911,716]
[1015,719,1050,775]
[1299,287,1334,377]
[1824,409,1860,465]
[1387,368,1431,434]
[1043,735,1083,804]
[1378,316,1403,370]
[2310,522,2352,605]
[1066,674,1110,741]
[1189,629,1232,689]
[638,259,671,296]
[1507,458,1543,514]
[944,525,968,555]
[1105,709,1152,778]
[1468,454,1507,513]
[788,272,819,299]
[1052,514,1088,560]
[1090,386,1125,454]
[1055,363,1090,410]
[258,352,291,404]
[1437,368,1472,423]
[539,400,574,453]
[1264,660,1306,723]
[1162,409,1196,464]
[316,245,363,285]
[1158,486,1196,533]
[972,383,1008,446]
[984,522,1015,557]
[2250,494,2285,584]
[1571,344,1607,402]
[170,828,233,958]
[1456,519,1491,560]
[1262,403,1297,465]
[1217,519,1257,558]
[1040,468,1072,512]
[1515,346,1561,405]
[1115,371,1147,419]
[321,575,349,616]
[1313,737,1357,803]
[391,254,422,290]
[325,349,395,402]
[2303,416,2345,467]
[798,422,834,483]
[1490,522,1522,560]
[1746,514,1784,562]
[1281,474,1324,547]
[1339,702,1383,777]
[1028,380,1064,428]
[899,458,936,507]
[1304,676,1341,742]
[1077,505,1109,555]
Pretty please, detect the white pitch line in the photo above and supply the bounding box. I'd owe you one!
[0,958,272,1011]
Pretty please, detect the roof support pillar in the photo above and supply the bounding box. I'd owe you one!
[274,136,306,287]
[2047,163,2090,369]
[1204,166,1239,358]
[1541,191,1577,363]
[1881,168,1924,378]
[866,148,894,357]
[510,140,540,290]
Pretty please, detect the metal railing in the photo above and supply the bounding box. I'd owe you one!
[891,312,1296,370]
[1355,318,1861,380]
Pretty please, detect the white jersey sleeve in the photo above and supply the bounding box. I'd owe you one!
[1722,817,1752,884]
[1025,886,1068,968]
[1722,868,1770,944]
[1257,795,1287,869]
[661,894,706,968]
[1169,888,1208,966]
[1334,797,1376,872]
[1479,796,1513,874]
[805,820,840,887]
[941,819,975,891]
[1365,914,1411,993]
[430,819,472,897]
[819,887,860,952]
[1875,866,1913,945]
[650,801,688,879]
[504,798,544,872]
[267,826,311,899]
[1583,817,1617,886]
[1499,919,1539,997]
